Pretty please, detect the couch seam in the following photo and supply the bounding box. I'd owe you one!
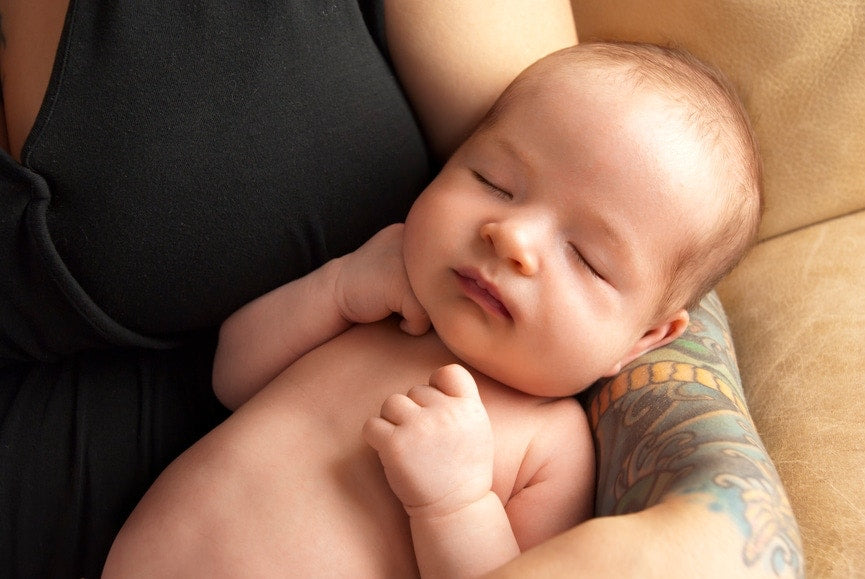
[760,206,865,244]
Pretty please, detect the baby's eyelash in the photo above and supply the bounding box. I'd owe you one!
[568,243,604,280]
[473,171,513,200]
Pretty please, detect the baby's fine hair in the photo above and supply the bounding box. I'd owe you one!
[486,41,763,317]
[583,41,763,315]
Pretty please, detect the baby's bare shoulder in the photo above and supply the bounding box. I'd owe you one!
[526,394,589,429]
[532,396,592,454]
[487,390,591,471]
[503,395,596,543]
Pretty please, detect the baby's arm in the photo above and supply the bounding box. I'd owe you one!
[213,223,429,409]
[363,365,594,578]
[503,396,595,551]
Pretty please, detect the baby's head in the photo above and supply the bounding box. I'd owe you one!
[486,41,763,318]
[403,41,761,397]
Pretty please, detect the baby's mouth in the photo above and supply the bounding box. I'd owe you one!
[454,270,512,319]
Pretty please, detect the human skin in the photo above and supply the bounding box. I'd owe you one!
[368,46,802,578]
[488,291,804,578]
[364,57,716,576]
[106,47,717,577]
[103,315,595,577]
[1,0,802,575]
[104,49,719,576]
[400,58,704,401]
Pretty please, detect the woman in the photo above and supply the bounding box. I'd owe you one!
[0,0,800,576]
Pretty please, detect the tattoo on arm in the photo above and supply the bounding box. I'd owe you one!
[583,292,803,577]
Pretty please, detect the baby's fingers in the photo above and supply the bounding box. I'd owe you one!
[361,416,394,451]
[362,393,418,450]
[429,364,480,400]
[379,393,421,425]
[397,290,430,336]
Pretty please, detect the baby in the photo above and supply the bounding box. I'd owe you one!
[104,41,761,577]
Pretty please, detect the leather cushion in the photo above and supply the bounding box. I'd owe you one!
[718,211,865,577]
[572,0,865,240]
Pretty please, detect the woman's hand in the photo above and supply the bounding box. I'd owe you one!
[333,223,430,336]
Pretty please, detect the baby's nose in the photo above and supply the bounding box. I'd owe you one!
[480,221,540,276]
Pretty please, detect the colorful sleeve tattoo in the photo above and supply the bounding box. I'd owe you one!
[583,291,804,577]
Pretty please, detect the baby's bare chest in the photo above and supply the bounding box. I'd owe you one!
[266,320,551,500]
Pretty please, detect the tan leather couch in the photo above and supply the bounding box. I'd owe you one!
[572,2,865,576]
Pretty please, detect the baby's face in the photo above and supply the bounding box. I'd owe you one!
[403,64,719,397]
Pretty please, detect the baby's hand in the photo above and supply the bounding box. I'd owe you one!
[333,223,430,335]
[362,365,495,519]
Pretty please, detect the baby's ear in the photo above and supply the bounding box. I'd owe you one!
[603,309,690,377]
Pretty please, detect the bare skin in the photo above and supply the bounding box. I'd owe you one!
[0,1,802,576]
[491,293,804,578]
[0,0,68,161]
[104,319,593,577]
[0,0,578,163]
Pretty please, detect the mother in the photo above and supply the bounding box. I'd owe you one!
[0,1,801,576]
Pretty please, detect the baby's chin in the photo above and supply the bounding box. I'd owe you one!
[431,324,505,381]
[428,308,596,397]
[434,335,556,397]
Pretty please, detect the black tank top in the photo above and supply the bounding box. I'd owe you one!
[0,5,431,573]
[1,0,430,358]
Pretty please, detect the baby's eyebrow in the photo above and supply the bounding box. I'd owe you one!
[491,136,531,170]
[581,211,641,282]
[599,218,628,252]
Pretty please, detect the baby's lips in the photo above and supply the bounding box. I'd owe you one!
[455,268,513,319]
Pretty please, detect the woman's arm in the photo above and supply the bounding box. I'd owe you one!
[382,0,577,161]
[378,7,802,575]
[488,292,804,578]
[0,10,8,154]
[0,97,9,154]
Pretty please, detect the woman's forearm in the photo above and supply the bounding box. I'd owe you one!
[489,292,804,578]
[586,292,802,576]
